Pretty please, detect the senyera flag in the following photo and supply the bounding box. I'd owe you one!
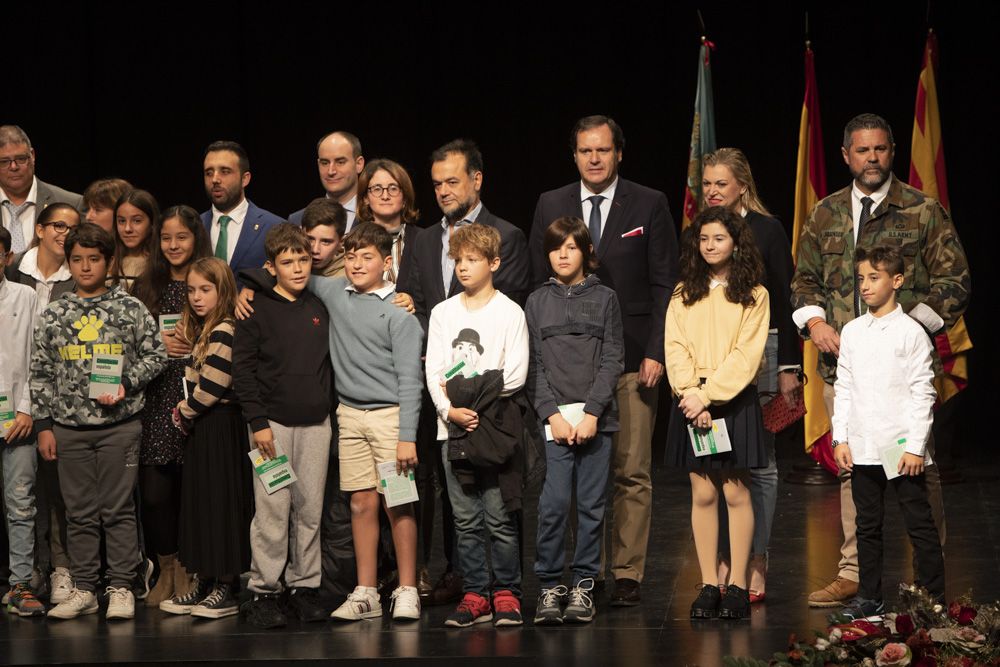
[909,29,972,405]
[791,44,837,475]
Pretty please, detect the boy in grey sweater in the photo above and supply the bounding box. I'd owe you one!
[31,223,166,621]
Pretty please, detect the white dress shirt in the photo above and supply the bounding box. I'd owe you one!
[1,177,39,248]
[831,304,936,465]
[579,178,618,232]
[210,197,249,262]
[16,247,73,313]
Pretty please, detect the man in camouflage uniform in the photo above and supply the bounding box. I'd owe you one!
[792,113,970,607]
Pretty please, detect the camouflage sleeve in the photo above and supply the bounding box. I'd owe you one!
[29,313,58,432]
[123,303,167,394]
[920,202,970,329]
[790,206,826,312]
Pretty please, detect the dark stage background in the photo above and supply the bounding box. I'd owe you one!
[9,2,997,459]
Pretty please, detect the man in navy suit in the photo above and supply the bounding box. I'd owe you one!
[406,139,530,605]
[528,115,678,607]
[288,131,365,232]
[200,140,284,278]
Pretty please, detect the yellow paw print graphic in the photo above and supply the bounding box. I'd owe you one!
[73,314,104,342]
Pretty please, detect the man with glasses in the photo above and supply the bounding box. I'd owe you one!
[0,126,83,256]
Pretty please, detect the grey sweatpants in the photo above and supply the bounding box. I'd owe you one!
[248,417,331,593]
[54,420,140,591]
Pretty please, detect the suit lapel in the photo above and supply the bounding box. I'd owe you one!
[428,222,448,303]
[229,201,260,268]
[34,181,54,215]
[597,179,630,260]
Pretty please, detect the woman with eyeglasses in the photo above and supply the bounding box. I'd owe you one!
[356,159,423,293]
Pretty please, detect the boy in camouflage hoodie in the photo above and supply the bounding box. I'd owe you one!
[31,223,166,620]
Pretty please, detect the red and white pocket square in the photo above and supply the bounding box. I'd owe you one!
[621,226,644,238]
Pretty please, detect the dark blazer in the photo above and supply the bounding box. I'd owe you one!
[200,199,284,277]
[409,204,530,333]
[529,178,678,372]
[393,222,422,295]
[4,250,75,301]
[288,208,305,226]
[745,210,800,368]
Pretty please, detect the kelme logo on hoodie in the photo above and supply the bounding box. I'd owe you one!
[59,312,123,361]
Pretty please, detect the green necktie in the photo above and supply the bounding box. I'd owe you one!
[214,215,231,260]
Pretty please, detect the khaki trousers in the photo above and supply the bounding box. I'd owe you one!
[607,372,658,582]
[822,382,946,582]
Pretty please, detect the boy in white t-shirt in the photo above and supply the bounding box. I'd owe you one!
[425,223,529,628]
[832,244,944,620]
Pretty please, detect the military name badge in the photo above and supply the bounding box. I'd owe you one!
[89,353,125,399]
[0,388,15,440]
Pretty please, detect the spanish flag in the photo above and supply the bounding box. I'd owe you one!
[681,37,717,228]
[791,44,836,473]
[908,30,972,404]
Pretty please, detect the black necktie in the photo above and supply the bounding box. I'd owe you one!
[588,195,604,249]
[854,196,874,315]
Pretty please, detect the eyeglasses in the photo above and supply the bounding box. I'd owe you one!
[0,155,31,169]
[41,221,76,234]
[368,184,402,198]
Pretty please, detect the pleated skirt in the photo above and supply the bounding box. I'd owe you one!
[664,384,768,470]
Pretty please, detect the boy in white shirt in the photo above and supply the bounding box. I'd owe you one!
[832,245,944,619]
[425,223,529,627]
[0,227,44,616]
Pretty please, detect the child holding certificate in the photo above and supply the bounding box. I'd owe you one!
[831,245,943,620]
[663,207,769,621]
[160,257,253,620]
[31,223,166,621]
[526,218,624,625]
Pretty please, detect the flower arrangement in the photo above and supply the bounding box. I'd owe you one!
[723,585,1000,667]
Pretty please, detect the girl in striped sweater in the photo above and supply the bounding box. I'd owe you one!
[160,257,253,619]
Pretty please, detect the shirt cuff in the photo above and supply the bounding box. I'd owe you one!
[907,303,945,334]
[777,365,802,373]
[792,305,826,331]
[905,436,927,458]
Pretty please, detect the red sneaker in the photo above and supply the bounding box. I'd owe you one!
[444,592,492,627]
[492,589,523,626]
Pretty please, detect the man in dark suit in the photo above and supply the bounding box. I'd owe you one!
[406,139,530,604]
[200,140,283,278]
[288,131,365,232]
[528,115,678,606]
[0,125,83,255]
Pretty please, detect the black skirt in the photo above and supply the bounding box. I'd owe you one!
[664,384,768,470]
[177,403,253,577]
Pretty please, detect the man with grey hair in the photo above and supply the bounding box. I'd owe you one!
[0,126,82,255]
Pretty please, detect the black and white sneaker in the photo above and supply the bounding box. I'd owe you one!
[533,585,566,625]
[190,582,239,619]
[563,579,596,623]
[159,577,211,615]
[134,557,154,600]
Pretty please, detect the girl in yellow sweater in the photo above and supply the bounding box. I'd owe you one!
[664,206,769,620]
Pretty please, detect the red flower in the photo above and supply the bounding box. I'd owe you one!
[956,606,977,625]
[895,614,915,636]
[948,602,961,620]
[787,649,804,660]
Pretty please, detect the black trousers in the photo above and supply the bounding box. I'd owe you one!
[852,464,945,602]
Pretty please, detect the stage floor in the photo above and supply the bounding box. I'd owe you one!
[2,452,998,666]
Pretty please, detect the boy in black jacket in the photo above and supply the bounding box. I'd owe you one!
[233,224,332,627]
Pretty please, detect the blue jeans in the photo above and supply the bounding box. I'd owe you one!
[720,331,778,558]
[441,441,521,597]
[2,442,38,586]
[534,433,611,587]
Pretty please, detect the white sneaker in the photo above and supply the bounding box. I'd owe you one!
[47,588,98,619]
[390,585,421,621]
[330,586,382,621]
[50,567,74,605]
[105,586,135,620]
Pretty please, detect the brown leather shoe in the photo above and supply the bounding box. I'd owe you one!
[609,578,641,607]
[428,570,463,606]
[808,576,858,608]
[416,567,434,600]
